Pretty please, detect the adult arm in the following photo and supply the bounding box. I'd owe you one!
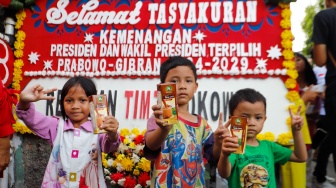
[0,136,10,174]
[314,43,327,67]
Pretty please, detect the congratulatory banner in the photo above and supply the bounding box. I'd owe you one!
[20,0,285,87]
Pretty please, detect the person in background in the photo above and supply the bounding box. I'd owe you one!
[0,83,18,177]
[144,56,225,187]
[312,0,336,187]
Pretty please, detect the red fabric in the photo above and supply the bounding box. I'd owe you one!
[0,83,19,137]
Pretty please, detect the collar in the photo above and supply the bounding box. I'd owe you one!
[64,119,93,132]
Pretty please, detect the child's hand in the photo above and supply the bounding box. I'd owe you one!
[20,84,57,103]
[289,105,304,131]
[100,115,119,141]
[214,112,229,147]
[221,118,239,156]
[152,104,173,130]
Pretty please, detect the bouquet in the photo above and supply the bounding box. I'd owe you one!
[103,128,151,188]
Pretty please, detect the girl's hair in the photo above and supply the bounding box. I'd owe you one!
[294,52,317,86]
[60,76,97,120]
[229,88,267,116]
[160,56,197,83]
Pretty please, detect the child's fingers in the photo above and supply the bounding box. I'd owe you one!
[289,107,294,118]
[296,105,302,116]
[217,112,224,128]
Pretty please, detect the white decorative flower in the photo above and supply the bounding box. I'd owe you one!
[107,158,113,167]
[131,153,140,163]
[116,163,124,172]
[118,178,126,186]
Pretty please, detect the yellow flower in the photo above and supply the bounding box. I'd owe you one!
[281,8,291,19]
[138,157,151,172]
[279,3,290,9]
[129,142,136,149]
[285,78,297,89]
[14,50,24,58]
[286,69,298,79]
[282,49,294,60]
[16,10,26,21]
[280,19,291,29]
[15,20,23,29]
[281,39,292,49]
[281,30,293,40]
[286,91,300,102]
[120,128,131,137]
[121,157,134,171]
[14,40,25,50]
[132,128,140,136]
[102,153,108,168]
[282,60,295,69]
[123,137,131,145]
[117,153,125,161]
[141,129,146,136]
[133,168,140,176]
[277,132,293,145]
[15,30,26,41]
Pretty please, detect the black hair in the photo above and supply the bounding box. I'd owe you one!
[229,88,267,116]
[60,76,97,120]
[160,56,197,83]
[294,52,317,86]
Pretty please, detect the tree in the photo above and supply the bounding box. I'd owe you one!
[301,0,324,56]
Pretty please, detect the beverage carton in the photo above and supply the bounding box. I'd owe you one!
[230,116,247,154]
[157,83,178,125]
[89,94,109,134]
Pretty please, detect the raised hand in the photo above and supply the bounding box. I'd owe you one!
[289,105,304,131]
[20,84,57,103]
[214,112,227,146]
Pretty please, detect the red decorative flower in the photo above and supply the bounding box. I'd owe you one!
[124,176,137,188]
[138,172,150,187]
[134,135,144,145]
[110,172,124,183]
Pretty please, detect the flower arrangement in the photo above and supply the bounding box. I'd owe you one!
[102,128,151,188]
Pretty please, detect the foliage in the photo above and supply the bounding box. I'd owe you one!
[301,0,324,56]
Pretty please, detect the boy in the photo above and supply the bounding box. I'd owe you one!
[217,88,307,187]
[144,56,225,187]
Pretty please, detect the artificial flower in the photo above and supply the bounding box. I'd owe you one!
[281,30,293,40]
[286,69,298,79]
[257,132,275,142]
[281,8,291,19]
[282,49,294,60]
[282,60,295,70]
[280,19,291,29]
[285,78,297,89]
[286,90,300,102]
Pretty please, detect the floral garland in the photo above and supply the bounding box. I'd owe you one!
[11,10,34,134]
[103,128,151,188]
[276,3,303,146]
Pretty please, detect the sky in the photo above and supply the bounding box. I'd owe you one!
[290,0,318,52]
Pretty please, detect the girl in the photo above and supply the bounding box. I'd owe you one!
[16,77,120,187]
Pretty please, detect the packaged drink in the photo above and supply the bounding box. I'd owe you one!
[89,94,109,134]
[230,116,247,154]
[157,83,178,125]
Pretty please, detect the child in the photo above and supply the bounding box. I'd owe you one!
[217,88,307,188]
[16,77,121,187]
[144,56,225,187]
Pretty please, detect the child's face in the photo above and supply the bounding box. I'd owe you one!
[164,66,198,106]
[294,55,305,73]
[63,85,90,127]
[232,101,266,139]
